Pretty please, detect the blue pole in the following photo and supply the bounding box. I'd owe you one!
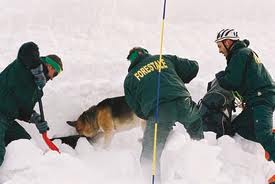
[152,0,167,183]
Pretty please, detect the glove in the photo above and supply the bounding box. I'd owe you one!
[215,70,225,80]
[30,64,47,89]
[29,111,49,134]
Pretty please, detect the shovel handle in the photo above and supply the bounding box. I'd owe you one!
[37,90,60,153]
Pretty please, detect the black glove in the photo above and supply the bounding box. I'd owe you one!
[29,111,49,134]
[215,71,225,80]
[30,64,47,89]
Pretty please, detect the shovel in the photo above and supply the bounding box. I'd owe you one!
[38,94,60,153]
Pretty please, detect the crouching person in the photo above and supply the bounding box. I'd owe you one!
[199,78,235,138]
[0,42,63,166]
[124,47,204,182]
[214,29,275,183]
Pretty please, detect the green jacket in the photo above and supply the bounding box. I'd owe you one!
[0,42,43,121]
[124,54,199,119]
[217,40,275,107]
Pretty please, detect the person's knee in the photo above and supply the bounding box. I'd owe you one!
[187,118,204,140]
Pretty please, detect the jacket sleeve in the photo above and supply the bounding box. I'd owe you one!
[124,77,146,119]
[16,88,43,122]
[216,51,248,91]
[17,110,35,122]
[17,42,42,69]
[167,55,199,83]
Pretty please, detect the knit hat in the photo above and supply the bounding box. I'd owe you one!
[127,47,149,62]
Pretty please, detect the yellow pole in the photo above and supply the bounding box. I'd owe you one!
[152,0,167,183]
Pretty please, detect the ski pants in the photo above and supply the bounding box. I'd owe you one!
[140,97,204,181]
[232,104,275,161]
[0,114,31,166]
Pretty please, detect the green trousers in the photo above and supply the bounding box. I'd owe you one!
[0,114,31,166]
[140,97,204,181]
[232,104,275,161]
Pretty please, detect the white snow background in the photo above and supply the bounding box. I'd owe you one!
[0,0,274,183]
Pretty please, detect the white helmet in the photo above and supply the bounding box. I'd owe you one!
[215,29,239,42]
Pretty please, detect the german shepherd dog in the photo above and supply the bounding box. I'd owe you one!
[67,96,144,147]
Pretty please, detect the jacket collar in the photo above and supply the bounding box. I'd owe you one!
[226,40,249,62]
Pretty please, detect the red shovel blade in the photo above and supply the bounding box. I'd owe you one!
[42,132,60,153]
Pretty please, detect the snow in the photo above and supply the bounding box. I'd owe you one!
[0,0,275,183]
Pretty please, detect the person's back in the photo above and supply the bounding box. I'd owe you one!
[0,59,41,121]
[124,52,199,118]
[217,39,275,107]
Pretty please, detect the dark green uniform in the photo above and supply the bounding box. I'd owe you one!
[0,42,43,166]
[216,40,275,161]
[124,54,204,179]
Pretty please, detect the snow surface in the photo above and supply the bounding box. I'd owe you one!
[0,0,274,183]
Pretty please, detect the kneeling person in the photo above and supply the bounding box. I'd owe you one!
[0,42,63,167]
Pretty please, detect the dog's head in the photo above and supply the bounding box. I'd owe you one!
[67,106,98,138]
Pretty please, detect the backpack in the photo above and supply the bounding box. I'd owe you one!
[198,79,235,138]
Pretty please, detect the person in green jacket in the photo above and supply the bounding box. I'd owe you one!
[215,29,275,162]
[0,42,63,167]
[124,47,204,181]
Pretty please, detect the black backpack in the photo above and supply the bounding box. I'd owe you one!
[198,79,235,138]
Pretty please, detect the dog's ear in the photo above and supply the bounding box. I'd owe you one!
[67,121,77,127]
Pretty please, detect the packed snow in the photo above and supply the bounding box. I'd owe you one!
[0,0,274,183]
